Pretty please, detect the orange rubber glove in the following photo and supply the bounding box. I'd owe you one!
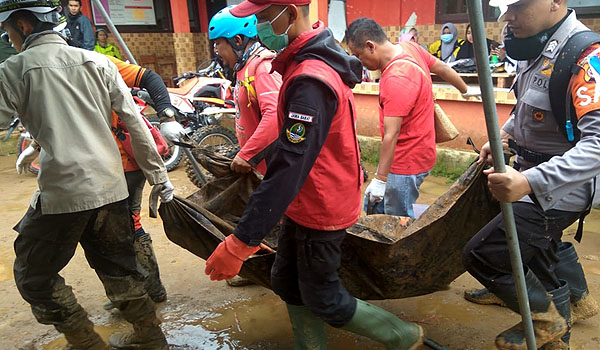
[204,234,260,281]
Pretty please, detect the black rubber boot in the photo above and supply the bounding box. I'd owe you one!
[341,299,423,350]
[540,280,572,350]
[555,242,599,323]
[55,310,107,350]
[134,230,167,303]
[108,296,168,350]
[464,287,506,306]
[494,271,567,350]
[286,304,327,350]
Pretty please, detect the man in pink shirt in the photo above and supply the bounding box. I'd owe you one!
[209,5,282,175]
[347,17,477,218]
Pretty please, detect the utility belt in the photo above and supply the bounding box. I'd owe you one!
[508,139,558,165]
[507,139,594,243]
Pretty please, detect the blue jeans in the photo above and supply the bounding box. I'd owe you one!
[363,171,430,218]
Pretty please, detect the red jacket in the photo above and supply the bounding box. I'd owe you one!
[234,48,281,175]
[274,24,363,230]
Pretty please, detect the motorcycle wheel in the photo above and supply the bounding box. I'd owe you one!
[17,134,40,175]
[162,143,183,171]
[185,125,239,188]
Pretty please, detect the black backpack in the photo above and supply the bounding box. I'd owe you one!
[549,30,600,145]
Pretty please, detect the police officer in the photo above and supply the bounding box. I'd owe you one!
[203,0,424,349]
[462,0,600,349]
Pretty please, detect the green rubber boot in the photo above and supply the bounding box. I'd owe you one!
[286,304,327,350]
[341,299,423,350]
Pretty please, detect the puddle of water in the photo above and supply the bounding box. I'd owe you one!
[40,294,381,350]
[0,247,14,282]
[41,324,122,350]
[417,295,480,325]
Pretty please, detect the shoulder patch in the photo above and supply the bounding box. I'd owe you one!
[286,123,306,143]
[289,111,314,123]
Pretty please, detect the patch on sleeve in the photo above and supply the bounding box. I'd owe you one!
[573,52,600,118]
[288,111,314,123]
[286,122,306,143]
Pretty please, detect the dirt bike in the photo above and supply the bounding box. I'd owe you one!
[133,84,239,175]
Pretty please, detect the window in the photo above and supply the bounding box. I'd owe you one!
[571,0,600,16]
[436,0,499,23]
[188,0,201,32]
[91,0,173,33]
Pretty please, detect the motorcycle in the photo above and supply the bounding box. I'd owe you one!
[133,84,239,175]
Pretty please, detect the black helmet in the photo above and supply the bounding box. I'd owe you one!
[0,0,61,24]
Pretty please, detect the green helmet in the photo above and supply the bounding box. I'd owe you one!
[0,0,61,24]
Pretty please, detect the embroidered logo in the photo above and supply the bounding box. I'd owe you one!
[533,110,544,121]
[540,59,554,77]
[286,123,306,143]
[546,40,559,53]
[289,111,314,123]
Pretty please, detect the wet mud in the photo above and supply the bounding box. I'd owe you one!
[0,155,598,350]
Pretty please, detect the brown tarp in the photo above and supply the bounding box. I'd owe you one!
[159,152,500,300]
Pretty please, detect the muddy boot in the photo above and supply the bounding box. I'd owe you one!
[108,297,167,350]
[494,271,568,350]
[134,230,167,303]
[464,287,506,307]
[286,304,327,350]
[555,242,599,323]
[226,275,255,287]
[540,280,572,350]
[341,299,423,350]
[55,312,107,350]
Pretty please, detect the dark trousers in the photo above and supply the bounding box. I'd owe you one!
[13,199,146,328]
[463,202,581,293]
[271,216,357,328]
[125,170,146,234]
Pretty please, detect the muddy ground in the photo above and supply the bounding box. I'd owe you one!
[0,154,598,350]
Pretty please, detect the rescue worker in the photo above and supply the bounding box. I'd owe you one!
[94,28,122,60]
[0,1,170,349]
[204,1,424,349]
[346,17,479,218]
[208,5,282,287]
[100,55,185,309]
[208,5,281,176]
[462,0,600,349]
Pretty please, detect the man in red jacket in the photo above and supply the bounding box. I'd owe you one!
[204,1,424,349]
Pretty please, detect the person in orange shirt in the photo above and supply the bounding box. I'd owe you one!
[104,56,185,308]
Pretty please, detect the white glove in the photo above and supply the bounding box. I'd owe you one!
[16,145,39,174]
[154,180,174,202]
[461,86,482,100]
[160,121,186,143]
[364,178,386,203]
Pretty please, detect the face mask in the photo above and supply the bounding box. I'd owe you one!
[257,6,292,51]
[503,29,548,61]
[441,33,454,43]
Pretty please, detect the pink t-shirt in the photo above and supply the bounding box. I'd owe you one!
[379,41,437,175]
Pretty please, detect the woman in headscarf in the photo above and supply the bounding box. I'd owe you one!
[456,24,496,60]
[429,23,464,63]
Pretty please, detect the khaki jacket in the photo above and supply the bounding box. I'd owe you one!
[0,32,167,214]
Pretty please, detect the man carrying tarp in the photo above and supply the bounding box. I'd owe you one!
[345,17,479,219]
[463,0,600,349]
[0,1,172,348]
[203,0,424,349]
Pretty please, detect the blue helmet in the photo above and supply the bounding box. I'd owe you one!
[208,5,257,40]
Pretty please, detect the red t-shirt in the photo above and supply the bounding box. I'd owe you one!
[379,42,437,175]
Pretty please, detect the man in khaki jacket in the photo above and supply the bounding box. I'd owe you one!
[0,1,171,349]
